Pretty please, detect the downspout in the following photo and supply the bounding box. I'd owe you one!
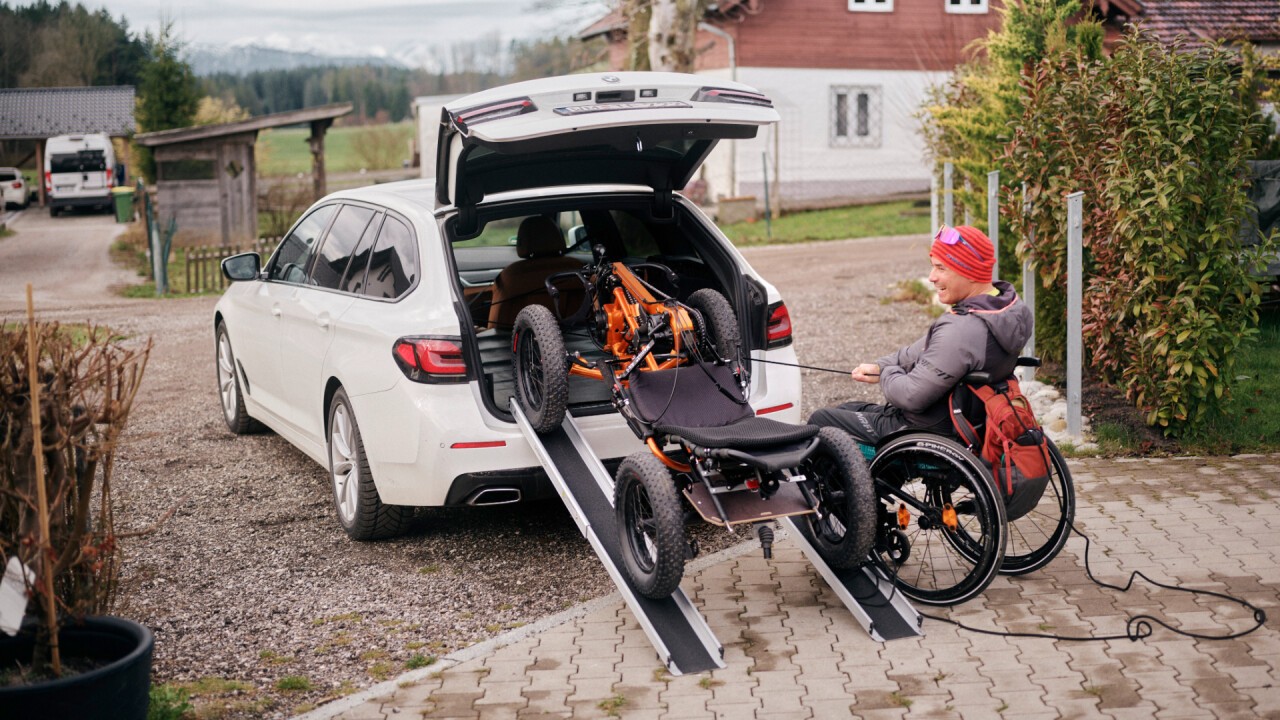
[698,21,738,198]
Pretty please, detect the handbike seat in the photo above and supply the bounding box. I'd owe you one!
[655,416,819,449]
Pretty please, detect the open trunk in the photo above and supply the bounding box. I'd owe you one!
[443,193,771,422]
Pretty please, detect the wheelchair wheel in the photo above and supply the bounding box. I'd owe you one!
[869,433,1006,606]
[801,427,876,569]
[685,289,741,364]
[512,305,569,434]
[1001,438,1075,575]
[615,451,687,600]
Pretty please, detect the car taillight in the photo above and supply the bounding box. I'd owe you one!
[10,182,19,189]
[392,337,469,384]
[766,301,792,349]
[44,171,51,192]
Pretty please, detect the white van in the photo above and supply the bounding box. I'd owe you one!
[45,134,115,216]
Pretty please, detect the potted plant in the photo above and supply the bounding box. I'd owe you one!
[0,305,153,720]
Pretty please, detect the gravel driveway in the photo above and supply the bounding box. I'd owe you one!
[0,208,935,717]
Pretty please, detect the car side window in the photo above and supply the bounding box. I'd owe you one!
[363,216,419,299]
[309,204,376,290]
[269,204,336,284]
[340,213,384,294]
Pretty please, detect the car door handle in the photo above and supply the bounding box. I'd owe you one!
[271,307,282,317]
[316,316,330,329]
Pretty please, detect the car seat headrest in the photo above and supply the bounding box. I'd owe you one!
[516,216,565,259]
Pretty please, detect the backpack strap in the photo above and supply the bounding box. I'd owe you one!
[949,391,981,450]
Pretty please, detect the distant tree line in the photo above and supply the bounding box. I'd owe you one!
[200,35,603,124]
[0,1,146,88]
[0,0,608,171]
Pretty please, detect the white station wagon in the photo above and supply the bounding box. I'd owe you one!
[214,72,803,539]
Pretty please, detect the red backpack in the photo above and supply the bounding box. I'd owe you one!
[950,377,1050,521]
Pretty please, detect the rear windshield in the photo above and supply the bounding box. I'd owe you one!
[0,170,16,181]
[50,150,107,173]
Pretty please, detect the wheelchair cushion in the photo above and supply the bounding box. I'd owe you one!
[627,364,753,428]
[656,416,819,449]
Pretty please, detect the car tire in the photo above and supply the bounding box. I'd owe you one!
[686,288,741,364]
[328,387,413,541]
[512,304,569,434]
[215,322,264,435]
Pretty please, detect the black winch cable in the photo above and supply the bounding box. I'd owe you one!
[919,516,1267,642]
[759,356,1268,642]
[754,357,853,375]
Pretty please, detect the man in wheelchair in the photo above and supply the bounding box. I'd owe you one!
[810,225,1032,446]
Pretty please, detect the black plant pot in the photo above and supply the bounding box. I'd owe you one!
[0,615,153,720]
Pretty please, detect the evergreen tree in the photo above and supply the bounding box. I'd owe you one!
[135,19,200,181]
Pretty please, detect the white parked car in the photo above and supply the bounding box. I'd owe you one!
[0,167,29,209]
[214,72,803,540]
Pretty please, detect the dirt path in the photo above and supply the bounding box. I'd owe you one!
[0,207,140,316]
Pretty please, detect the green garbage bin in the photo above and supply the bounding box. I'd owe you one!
[112,186,135,223]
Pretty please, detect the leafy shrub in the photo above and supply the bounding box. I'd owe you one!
[1007,30,1277,432]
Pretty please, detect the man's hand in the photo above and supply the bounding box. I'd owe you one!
[851,363,881,384]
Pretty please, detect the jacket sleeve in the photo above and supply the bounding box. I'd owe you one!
[876,334,926,372]
[877,317,983,413]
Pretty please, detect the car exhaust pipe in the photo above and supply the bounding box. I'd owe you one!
[467,487,522,506]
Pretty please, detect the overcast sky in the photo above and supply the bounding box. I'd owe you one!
[81,0,608,58]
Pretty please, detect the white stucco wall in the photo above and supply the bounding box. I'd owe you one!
[696,67,950,207]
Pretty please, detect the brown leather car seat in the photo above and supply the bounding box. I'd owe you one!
[487,216,584,330]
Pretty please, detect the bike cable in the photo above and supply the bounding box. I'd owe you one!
[754,356,853,375]
[758,356,1267,643]
[918,517,1267,642]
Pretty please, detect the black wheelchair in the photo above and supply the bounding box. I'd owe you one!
[861,361,1077,606]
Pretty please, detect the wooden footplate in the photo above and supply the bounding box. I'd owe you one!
[683,482,815,527]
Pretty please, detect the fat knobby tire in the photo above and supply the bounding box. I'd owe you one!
[513,305,569,434]
[330,389,413,541]
[615,452,687,600]
[806,427,876,568]
[686,289,740,363]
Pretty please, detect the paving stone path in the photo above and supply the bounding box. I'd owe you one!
[305,454,1280,719]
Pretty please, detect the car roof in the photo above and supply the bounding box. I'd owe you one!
[325,179,436,212]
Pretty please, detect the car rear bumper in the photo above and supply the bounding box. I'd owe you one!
[50,195,111,208]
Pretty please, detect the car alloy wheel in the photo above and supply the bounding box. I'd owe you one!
[330,401,360,526]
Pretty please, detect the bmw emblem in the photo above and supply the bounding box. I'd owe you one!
[602,75,620,84]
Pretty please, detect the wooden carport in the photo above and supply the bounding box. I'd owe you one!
[0,86,136,207]
[134,103,352,246]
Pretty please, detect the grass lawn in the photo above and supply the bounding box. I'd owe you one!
[718,199,931,246]
[1180,303,1280,454]
[257,122,414,177]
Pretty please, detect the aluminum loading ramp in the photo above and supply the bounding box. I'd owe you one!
[512,401,923,672]
[782,518,923,641]
[511,401,725,675]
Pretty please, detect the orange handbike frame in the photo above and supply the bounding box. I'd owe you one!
[569,261,698,472]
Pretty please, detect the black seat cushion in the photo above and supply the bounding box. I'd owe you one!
[656,416,819,449]
[627,364,753,428]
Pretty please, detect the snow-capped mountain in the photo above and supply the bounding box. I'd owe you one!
[187,40,405,76]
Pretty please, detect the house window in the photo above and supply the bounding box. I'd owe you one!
[849,0,893,12]
[946,0,989,14]
[830,86,882,148]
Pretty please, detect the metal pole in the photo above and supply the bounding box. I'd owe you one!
[1020,181,1035,383]
[963,179,972,226]
[698,22,737,199]
[1066,191,1084,441]
[930,170,939,232]
[943,162,954,227]
[762,151,772,240]
[987,170,999,281]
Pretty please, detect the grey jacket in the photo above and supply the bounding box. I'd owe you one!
[876,281,1033,428]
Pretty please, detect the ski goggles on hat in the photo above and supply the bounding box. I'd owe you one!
[934,224,982,257]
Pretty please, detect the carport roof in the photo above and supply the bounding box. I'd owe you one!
[134,103,353,147]
[0,86,136,140]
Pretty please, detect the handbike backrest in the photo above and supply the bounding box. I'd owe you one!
[949,370,1050,521]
